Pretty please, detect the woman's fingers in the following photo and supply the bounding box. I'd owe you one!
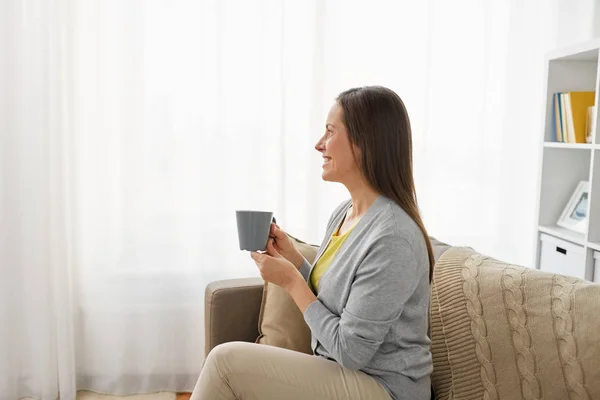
[270,223,285,238]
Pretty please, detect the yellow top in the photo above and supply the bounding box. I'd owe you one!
[310,217,360,293]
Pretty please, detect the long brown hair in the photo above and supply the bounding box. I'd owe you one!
[336,86,435,282]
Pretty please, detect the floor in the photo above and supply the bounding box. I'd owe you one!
[43,392,191,400]
[22,390,192,400]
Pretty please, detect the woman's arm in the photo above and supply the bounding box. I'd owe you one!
[295,235,426,371]
[285,275,317,313]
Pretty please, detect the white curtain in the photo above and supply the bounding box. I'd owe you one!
[2,0,599,398]
[1,0,77,399]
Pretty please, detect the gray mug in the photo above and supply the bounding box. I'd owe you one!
[235,210,276,251]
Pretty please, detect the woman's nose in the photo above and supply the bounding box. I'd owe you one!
[315,135,325,151]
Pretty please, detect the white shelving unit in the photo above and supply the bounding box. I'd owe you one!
[534,38,600,282]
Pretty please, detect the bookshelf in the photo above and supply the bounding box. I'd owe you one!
[534,38,600,282]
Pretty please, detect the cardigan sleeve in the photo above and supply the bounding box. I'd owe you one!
[302,234,424,370]
[298,257,313,281]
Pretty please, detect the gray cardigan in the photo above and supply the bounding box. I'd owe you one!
[299,195,432,400]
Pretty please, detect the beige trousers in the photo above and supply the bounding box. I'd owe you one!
[189,342,392,400]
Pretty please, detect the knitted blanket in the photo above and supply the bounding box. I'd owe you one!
[430,246,600,400]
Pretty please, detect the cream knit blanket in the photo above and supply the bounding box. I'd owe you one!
[430,246,599,400]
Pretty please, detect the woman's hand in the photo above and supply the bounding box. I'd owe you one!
[251,238,304,291]
[269,223,304,269]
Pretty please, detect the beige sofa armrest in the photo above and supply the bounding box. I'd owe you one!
[204,277,264,357]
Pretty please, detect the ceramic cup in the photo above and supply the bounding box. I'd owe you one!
[235,210,276,251]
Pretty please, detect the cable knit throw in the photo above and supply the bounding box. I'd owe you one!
[429,246,600,400]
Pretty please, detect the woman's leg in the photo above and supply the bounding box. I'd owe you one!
[190,341,391,400]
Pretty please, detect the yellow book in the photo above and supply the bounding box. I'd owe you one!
[567,91,595,143]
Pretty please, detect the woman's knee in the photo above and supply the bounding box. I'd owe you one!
[205,341,255,374]
[209,341,253,358]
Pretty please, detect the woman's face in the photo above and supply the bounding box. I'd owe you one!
[315,102,361,184]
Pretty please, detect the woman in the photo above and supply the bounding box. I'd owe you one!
[190,86,434,400]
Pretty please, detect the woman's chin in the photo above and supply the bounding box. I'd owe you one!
[321,171,335,182]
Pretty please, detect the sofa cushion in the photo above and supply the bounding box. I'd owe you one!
[430,246,600,400]
[430,236,452,263]
[255,234,318,354]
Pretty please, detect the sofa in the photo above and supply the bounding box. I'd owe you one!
[203,238,599,399]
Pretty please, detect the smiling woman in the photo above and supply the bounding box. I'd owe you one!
[191,86,434,400]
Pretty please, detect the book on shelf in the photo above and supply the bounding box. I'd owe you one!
[553,91,595,143]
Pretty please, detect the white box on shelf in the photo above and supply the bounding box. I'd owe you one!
[539,233,586,279]
[593,251,600,283]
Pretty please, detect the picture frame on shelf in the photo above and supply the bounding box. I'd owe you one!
[557,180,590,234]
